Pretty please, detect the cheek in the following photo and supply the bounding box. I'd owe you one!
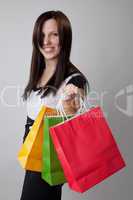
[54,41,61,52]
[52,37,60,46]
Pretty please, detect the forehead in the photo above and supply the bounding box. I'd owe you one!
[42,19,58,33]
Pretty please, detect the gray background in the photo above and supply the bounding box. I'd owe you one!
[0,0,132,199]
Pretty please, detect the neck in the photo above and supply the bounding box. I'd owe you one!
[45,58,58,71]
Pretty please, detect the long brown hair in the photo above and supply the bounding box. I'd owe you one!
[22,10,88,100]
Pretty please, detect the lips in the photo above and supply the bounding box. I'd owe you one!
[43,47,54,52]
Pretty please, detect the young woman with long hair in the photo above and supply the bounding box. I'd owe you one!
[20,10,89,200]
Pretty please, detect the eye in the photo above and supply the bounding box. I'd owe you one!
[53,33,58,36]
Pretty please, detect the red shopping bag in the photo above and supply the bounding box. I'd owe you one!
[50,106,126,193]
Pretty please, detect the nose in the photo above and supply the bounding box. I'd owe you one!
[44,35,50,46]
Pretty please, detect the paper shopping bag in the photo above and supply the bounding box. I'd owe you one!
[50,106,126,192]
[17,106,57,172]
[41,115,72,185]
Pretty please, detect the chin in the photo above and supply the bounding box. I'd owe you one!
[44,54,59,61]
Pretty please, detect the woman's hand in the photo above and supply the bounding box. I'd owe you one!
[61,84,85,115]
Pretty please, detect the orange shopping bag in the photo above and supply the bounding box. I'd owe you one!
[17,105,57,172]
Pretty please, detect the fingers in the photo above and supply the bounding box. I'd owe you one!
[60,84,85,114]
[63,84,79,96]
[62,96,80,109]
[62,98,79,115]
[61,93,80,115]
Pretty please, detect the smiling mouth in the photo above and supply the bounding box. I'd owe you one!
[43,47,54,52]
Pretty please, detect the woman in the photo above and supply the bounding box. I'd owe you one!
[20,10,89,200]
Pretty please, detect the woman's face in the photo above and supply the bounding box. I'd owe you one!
[39,18,61,62]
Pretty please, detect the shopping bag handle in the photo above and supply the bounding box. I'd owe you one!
[63,72,90,108]
[64,72,90,95]
[55,72,91,121]
[56,94,89,121]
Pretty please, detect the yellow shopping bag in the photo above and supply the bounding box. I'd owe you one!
[17,105,57,172]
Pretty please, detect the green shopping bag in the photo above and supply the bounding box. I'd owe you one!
[41,115,73,185]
